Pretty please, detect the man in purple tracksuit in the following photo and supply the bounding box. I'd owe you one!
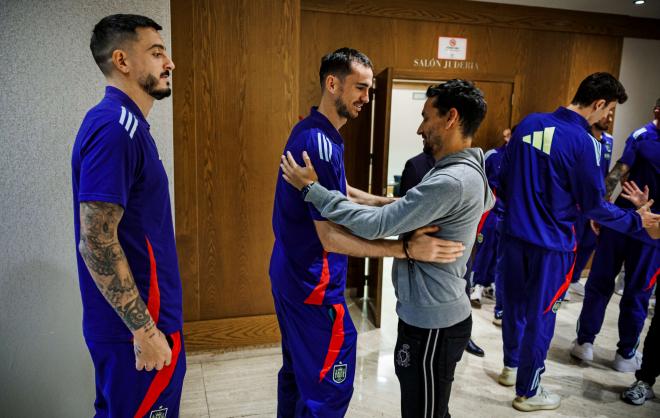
[72,15,185,417]
[270,48,465,417]
[497,73,659,412]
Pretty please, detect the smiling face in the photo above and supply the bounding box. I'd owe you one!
[332,63,373,119]
[417,97,449,158]
[127,27,175,100]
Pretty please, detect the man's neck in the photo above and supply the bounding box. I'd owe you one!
[317,97,347,131]
[433,135,471,161]
[565,104,590,122]
[107,78,154,118]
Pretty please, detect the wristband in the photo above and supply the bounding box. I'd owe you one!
[301,181,315,199]
[403,237,413,261]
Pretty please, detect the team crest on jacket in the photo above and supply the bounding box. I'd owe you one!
[149,406,168,418]
[477,233,484,244]
[333,362,348,383]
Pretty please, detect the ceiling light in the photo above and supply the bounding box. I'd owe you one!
[634,0,645,5]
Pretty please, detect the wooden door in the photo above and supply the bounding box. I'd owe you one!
[365,68,394,328]
[472,81,514,150]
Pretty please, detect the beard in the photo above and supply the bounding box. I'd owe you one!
[594,121,609,131]
[334,96,352,119]
[139,72,172,100]
[422,140,433,155]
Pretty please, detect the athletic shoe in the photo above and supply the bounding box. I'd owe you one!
[470,285,483,308]
[512,385,561,412]
[621,380,655,405]
[498,366,517,386]
[465,339,485,357]
[493,310,503,327]
[613,352,642,372]
[569,281,585,296]
[614,271,625,296]
[570,340,593,361]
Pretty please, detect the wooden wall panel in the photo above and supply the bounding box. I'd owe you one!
[172,0,299,345]
[302,0,660,39]
[299,10,623,134]
[172,0,200,321]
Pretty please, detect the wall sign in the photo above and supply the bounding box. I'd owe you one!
[412,58,479,70]
[438,37,467,60]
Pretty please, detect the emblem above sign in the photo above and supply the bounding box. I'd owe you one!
[438,36,467,61]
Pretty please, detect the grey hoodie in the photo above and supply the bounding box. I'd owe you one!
[305,147,495,329]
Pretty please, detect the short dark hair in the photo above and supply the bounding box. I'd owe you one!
[571,72,627,107]
[425,79,487,138]
[319,47,373,90]
[655,97,660,108]
[90,14,162,75]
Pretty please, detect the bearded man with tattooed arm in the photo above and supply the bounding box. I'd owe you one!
[72,14,186,417]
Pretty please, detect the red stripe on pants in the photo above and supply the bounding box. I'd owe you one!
[544,240,578,314]
[145,237,161,324]
[319,304,345,382]
[305,251,330,305]
[645,267,659,292]
[134,331,182,418]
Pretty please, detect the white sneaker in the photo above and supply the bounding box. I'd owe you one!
[470,285,483,307]
[621,380,655,405]
[513,385,561,412]
[613,352,642,372]
[569,281,585,296]
[570,340,593,361]
[498,366,517,386]
[614,271,625,296]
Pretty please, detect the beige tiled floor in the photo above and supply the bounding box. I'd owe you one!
[181,259,659,417]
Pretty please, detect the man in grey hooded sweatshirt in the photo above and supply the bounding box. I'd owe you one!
[280,79,495,418]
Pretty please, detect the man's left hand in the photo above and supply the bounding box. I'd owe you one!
[281,151,318,191]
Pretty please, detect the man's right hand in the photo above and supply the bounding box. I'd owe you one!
[133,323,172,372]
[637,199,660,231]
[407,225,465,263]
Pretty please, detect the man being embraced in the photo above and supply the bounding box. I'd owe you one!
[280,80,494,418]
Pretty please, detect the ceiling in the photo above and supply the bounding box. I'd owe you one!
[472,0,660,19]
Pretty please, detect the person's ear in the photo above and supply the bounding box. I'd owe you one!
[111,49,130,75]
[446,108,459,129]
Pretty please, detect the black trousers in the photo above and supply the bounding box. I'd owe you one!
[394,315,472,418]
[636,284,659,386]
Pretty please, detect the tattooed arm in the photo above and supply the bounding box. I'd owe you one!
[604,162,630,202]
[78,201,171,371]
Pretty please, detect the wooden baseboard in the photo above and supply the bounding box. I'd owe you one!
[183,314,281,351]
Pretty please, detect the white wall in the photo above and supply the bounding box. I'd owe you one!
[0,1,173,416]
[612,37,660,164]
[387,83,432,185]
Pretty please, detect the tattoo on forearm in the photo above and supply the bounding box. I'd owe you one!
[604,163,629,200]
[79,202,153,333]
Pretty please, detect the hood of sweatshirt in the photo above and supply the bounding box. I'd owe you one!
[433,147,496,212]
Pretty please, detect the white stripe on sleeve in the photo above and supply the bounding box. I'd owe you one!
[124,112,133,131]
[119,106,126,124]
[129,118,139,138]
